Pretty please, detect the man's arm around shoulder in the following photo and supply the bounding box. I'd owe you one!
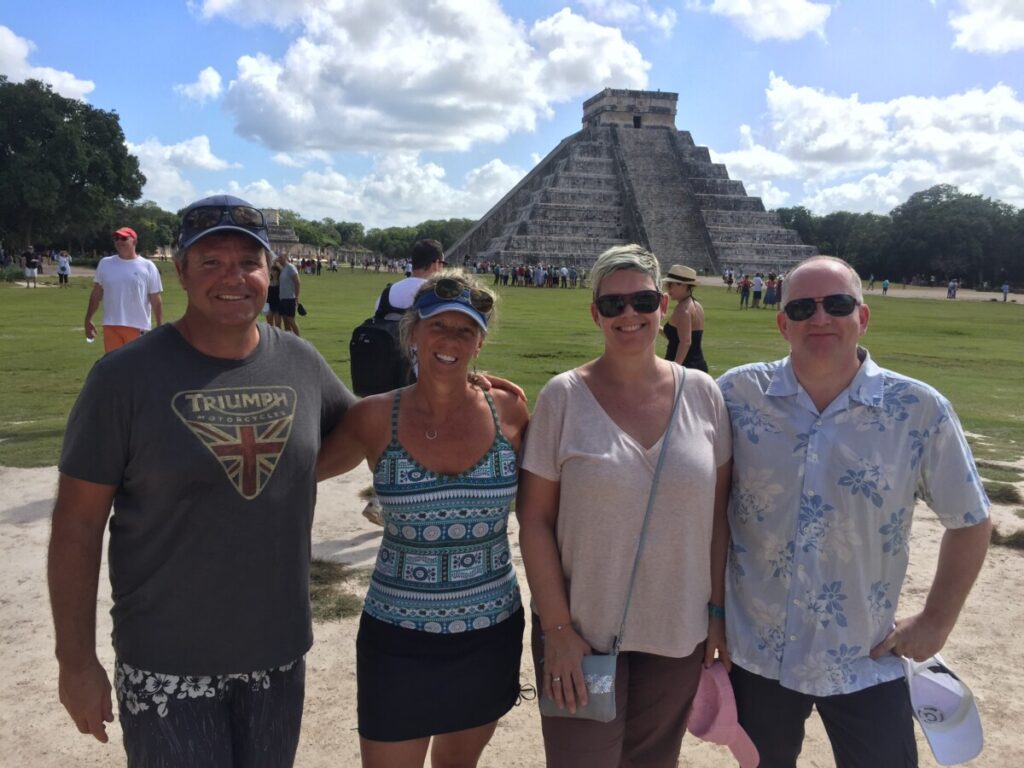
[48,474,117,742]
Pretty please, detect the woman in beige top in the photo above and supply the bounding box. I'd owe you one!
[518,244,732,768]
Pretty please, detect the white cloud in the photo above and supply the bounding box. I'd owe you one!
[0,25,95,99]
[744,179,791,209]
[271,149,332,167]
[224,152,526,228]
[189,0,309,26]
[577,0,677,34]
[949,0,1024,54]
[174,66,223,103]
[197,1,647,153]
[687,0,831,41]
[712,124,801,177]
[127,136,240,211]
[711,74,1024,213]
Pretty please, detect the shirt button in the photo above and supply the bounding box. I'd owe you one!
[790,635,798,642]
[792,599,801,606]
[815,420,822,427]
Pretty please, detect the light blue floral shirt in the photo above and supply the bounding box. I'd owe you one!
[718,350,989,696]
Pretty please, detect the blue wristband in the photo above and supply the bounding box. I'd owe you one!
[708,602,725,620]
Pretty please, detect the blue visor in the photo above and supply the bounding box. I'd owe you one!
[414,289,489,330]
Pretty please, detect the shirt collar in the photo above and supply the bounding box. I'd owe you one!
[767,347,884,408]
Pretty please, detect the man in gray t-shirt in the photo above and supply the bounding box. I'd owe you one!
[276,252,302,336]
[48,194,355,764]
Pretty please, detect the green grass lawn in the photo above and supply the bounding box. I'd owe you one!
[1,265,1022,467]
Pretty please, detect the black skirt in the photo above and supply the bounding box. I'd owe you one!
[356,608,525,742]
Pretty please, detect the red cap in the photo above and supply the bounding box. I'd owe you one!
[113,227,138,240]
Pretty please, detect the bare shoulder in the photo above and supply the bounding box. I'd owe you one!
[490,387,530,448]
[490,387,529,423]
[346,391,395,441]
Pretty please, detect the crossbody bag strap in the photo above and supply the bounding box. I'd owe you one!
[612,366,686,655]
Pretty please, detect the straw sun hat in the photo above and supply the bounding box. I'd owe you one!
[663,264,698,285]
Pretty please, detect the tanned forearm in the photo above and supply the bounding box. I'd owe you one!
[84,286,103,324]
[48,477,114,668]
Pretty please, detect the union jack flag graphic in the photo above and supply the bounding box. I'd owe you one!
[172,387,297,499]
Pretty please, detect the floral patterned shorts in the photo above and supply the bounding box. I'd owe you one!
[115,657,305,767]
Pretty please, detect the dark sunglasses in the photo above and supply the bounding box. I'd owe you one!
[181,205,266,237]
[431,277,494,314]
[595,290,662,318]
[783,293,860,321]
[113,235,131,242]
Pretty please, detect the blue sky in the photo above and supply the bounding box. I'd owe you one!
[2,0,1022,227]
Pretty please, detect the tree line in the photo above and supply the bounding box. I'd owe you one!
[0,78,474,260]
[776,184,1023,287]
[2,78,1020,283]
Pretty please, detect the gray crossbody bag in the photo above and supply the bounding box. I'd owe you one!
[539,368,686,722]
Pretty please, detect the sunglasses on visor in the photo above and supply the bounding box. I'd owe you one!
[783,293,860,321]
[595,290,662,318]
[427,277,494,314]
[181,205,267,238]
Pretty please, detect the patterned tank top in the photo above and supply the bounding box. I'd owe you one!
[364,389,522,633]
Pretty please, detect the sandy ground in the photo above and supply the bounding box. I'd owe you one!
[2,462,1022,767]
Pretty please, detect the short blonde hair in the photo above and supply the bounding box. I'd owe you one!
[590,244,661,300]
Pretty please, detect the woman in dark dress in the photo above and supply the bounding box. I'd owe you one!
[662,264,709,372]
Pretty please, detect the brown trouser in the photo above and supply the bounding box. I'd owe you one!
[531,617,703,768]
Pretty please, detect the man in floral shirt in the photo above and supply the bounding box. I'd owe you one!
[717,255,991,767]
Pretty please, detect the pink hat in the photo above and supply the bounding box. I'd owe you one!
[687,662,759,768]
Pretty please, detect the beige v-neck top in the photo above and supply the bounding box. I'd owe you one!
[521,367,731,656]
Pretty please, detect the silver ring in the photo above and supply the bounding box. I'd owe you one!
[552,676,562,683]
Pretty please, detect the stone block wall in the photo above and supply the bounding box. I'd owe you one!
[446,90,816,275]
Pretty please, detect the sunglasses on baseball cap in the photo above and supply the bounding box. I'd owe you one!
[177,195,273,254]
[595,290,662,318]
[414,277,493,330]
[783,293,860,322]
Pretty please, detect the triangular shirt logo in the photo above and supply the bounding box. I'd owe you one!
[172,387,297,499]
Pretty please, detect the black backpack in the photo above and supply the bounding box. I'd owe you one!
[349,284,413,397]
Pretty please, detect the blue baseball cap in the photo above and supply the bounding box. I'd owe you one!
[177,194,274,254]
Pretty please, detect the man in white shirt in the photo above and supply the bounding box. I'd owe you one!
[84,227,163,352]
[374,239,446,319]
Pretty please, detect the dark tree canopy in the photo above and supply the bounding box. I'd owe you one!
[775,185,1023,286]
[0,77,144,249]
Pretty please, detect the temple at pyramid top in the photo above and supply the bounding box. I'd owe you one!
[582,88,679,130]
[447,87,816,275]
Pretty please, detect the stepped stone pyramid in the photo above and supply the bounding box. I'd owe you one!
[448,88,816,275]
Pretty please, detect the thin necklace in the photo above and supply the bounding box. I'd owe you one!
[416,388,476,441]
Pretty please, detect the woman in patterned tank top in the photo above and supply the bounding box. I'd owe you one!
[318,270,530,768]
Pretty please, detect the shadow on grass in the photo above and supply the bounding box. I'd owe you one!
[0,498,52,525]
[992,527,1024,550]
[975,460,1024,484]
[984,481,1023,505]
[310,558,367,622]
